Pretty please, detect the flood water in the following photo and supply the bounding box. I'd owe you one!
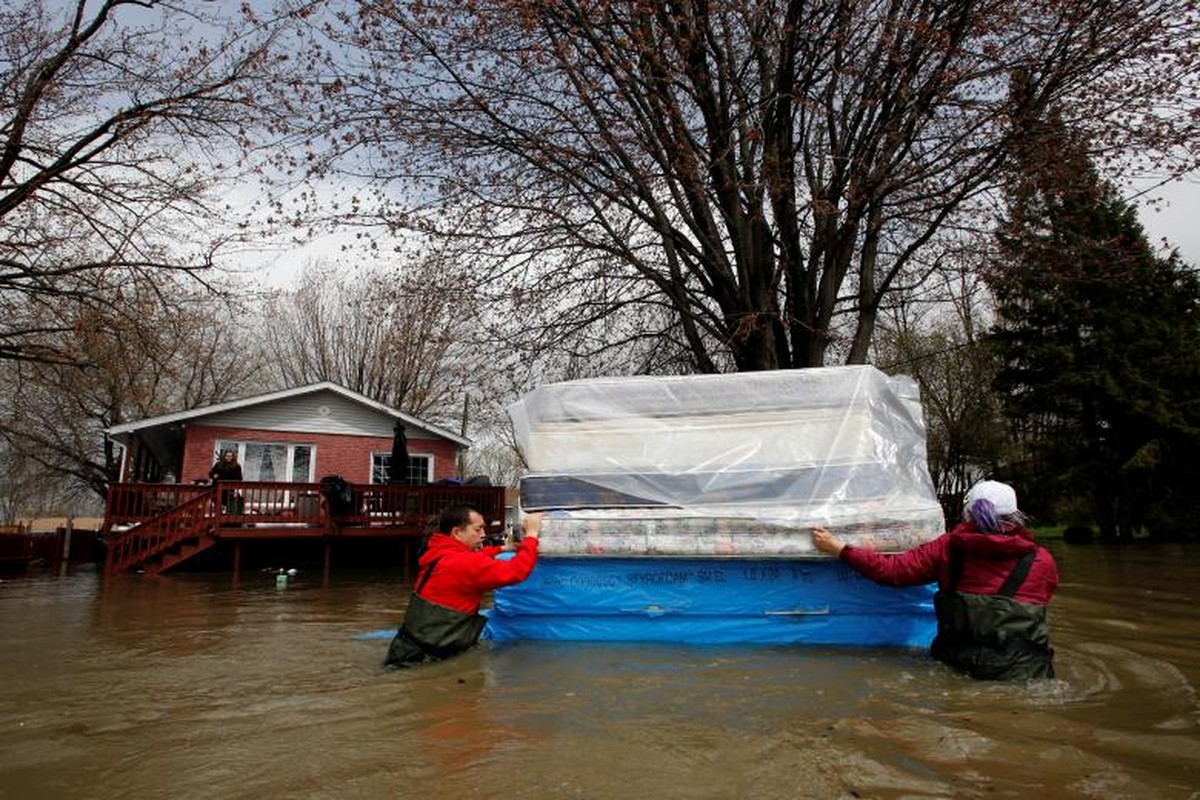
[1,542,1197,800]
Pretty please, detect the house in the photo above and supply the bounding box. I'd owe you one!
[106,381,468,486]
[101,382,505,578]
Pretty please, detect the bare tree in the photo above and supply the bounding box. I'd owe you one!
[1,0,304,365]
[0,438,80,521]
[0,276,265,499]
[259,258,479,428]
[288,0,1198,373]
[874,249,1009,521]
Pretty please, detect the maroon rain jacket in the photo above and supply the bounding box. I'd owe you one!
[840,521,1058,605]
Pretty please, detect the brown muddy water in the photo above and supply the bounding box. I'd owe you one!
[1,542,1197,800]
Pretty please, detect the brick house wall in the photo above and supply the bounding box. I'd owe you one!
[181,425,461,484]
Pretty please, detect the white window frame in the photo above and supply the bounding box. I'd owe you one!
[215,441,317,483]
[370,451,433,484]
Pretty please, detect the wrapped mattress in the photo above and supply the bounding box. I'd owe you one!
[508,366,946,556]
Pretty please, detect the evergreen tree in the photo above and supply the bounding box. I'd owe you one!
[989,114,1200,541]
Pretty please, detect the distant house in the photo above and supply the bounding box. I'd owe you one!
[100,383,502,576]
[105,382,469,487]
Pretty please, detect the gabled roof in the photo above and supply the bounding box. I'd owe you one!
[105,381,470,447]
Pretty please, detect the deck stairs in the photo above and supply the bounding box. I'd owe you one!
[106,489,218,575]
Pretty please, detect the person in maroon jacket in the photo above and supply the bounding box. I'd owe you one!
[384,505,542,668]
[812,480,1058,680]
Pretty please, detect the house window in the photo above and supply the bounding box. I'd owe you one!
[216,441,315,482]
[371,452,431,484]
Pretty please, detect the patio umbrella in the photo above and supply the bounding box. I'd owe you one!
[389,421,411,485]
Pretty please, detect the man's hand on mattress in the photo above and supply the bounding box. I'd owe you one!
[811,526,845,557]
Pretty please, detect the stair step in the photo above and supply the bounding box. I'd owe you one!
[104,488,222,575]
[154,536,215,574]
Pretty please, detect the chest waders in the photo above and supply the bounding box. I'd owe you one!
[929,548,1055,680]
[383,557,489,669]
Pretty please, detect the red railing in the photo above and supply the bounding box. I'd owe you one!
[333,484,508,529]
[105,483,211,527]
[105,482,507,529]
[102,481,508,573]
[105,489,215,574]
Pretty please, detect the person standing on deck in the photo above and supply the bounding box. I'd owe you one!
[209,448,243,482]
[384,505,542,668]
[208,448,244,516]
[812,480,1058,680]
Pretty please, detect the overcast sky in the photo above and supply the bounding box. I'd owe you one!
[1130,176,1200,266]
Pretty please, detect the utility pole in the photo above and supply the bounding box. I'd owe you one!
[457,394,469,479]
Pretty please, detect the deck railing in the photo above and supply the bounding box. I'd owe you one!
[104,481,507,533]
[332,483,509,529]
[105,483,212,527]
[102,481,508,574]
[105,489,215,574]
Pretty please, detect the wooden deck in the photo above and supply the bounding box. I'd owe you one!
[102,481,508,576]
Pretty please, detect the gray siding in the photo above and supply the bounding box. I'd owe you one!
[201,390,434,440]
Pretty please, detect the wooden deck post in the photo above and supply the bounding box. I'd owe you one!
[103,534,114,576]
[232,542,242,584]
[323,540,332,586]
[58,516,73,577]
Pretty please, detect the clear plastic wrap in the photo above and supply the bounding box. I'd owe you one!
[508,366,946,556]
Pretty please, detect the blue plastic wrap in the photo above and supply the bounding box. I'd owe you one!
[485,557,936,648]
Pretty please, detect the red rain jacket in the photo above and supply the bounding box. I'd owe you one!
[415,533,540,614]
[840,521,1058,605]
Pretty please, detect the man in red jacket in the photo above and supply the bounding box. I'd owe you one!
[384,505,542,668]
[812,480,1058,680]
